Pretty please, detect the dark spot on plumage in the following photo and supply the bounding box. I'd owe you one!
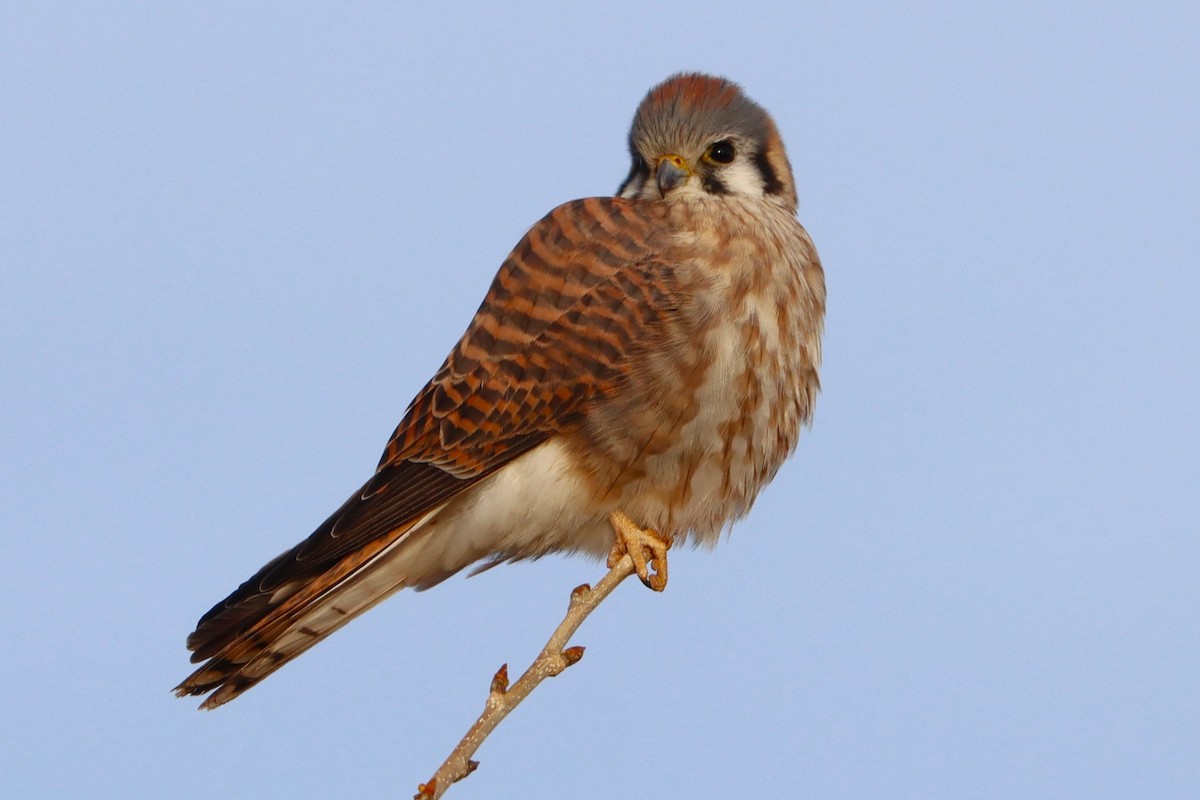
[451,399,487,429]
[753,149,785,195]
[500,306,534,335]
[471,326,497,353]
[509,246,541,280]
[617,158,649,196]
[614,271,651,300]
[494,359,524,381]
[586,324,623,361]
[591,243,626,267]
[205,657,238,676]
[432,383,460,417]
[449,349,480,375]
[608,231,641,257]
[487,279,512,306]
[702,174,729,195]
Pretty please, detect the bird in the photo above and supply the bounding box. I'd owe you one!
[176,72,825,709]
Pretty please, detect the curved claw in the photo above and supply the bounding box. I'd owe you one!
[607,510,674,591]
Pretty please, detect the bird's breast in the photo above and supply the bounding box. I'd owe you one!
[576,201,824,545]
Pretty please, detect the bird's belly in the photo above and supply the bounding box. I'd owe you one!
[400,288,811,581]
[621,313,800,545]
[396,438,615,586]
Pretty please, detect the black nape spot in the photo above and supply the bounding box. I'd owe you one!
[753,150,785,195]
[617,158,649,196]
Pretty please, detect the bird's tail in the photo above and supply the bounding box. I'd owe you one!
[174,520,423,709]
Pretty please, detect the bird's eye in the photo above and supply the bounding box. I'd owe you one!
[704,140,736,165]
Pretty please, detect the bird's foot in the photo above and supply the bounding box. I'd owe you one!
[607,510,673,591]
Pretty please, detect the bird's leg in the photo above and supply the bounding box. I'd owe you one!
[607,510,673,591]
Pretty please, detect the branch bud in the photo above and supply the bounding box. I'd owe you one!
[490,664,509,695]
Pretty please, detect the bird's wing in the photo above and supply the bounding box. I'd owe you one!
[177,197,686,707]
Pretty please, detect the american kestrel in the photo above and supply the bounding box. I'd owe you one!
[177,73,825,709]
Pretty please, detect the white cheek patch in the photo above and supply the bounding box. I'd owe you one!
[618,155,769,200]
[720,158,768,197]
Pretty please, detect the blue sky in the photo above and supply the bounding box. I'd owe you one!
[2,3,1197,798]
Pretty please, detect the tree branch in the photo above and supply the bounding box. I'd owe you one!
[415,552,639,799]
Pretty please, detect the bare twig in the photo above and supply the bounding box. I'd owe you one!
[415,552,640,799]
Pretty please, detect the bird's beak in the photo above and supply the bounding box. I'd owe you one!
[656,154,692,196]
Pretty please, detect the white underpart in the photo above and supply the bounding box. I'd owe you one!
[403,439,611,579]
[653,314,743,538]
[253,440,605,675]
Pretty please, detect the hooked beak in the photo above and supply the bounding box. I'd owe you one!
[656,154,692,196]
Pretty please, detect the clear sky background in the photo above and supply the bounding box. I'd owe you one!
[2,3,1197,798]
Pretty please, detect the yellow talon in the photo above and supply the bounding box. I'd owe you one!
[607,510,673,591]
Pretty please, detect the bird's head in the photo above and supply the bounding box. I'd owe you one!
[617,73,797,212]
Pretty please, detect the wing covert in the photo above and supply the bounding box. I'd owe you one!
[184,196,685,663]
[379,196,680,476]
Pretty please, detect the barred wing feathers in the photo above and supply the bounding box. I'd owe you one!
[176,198,684,707]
